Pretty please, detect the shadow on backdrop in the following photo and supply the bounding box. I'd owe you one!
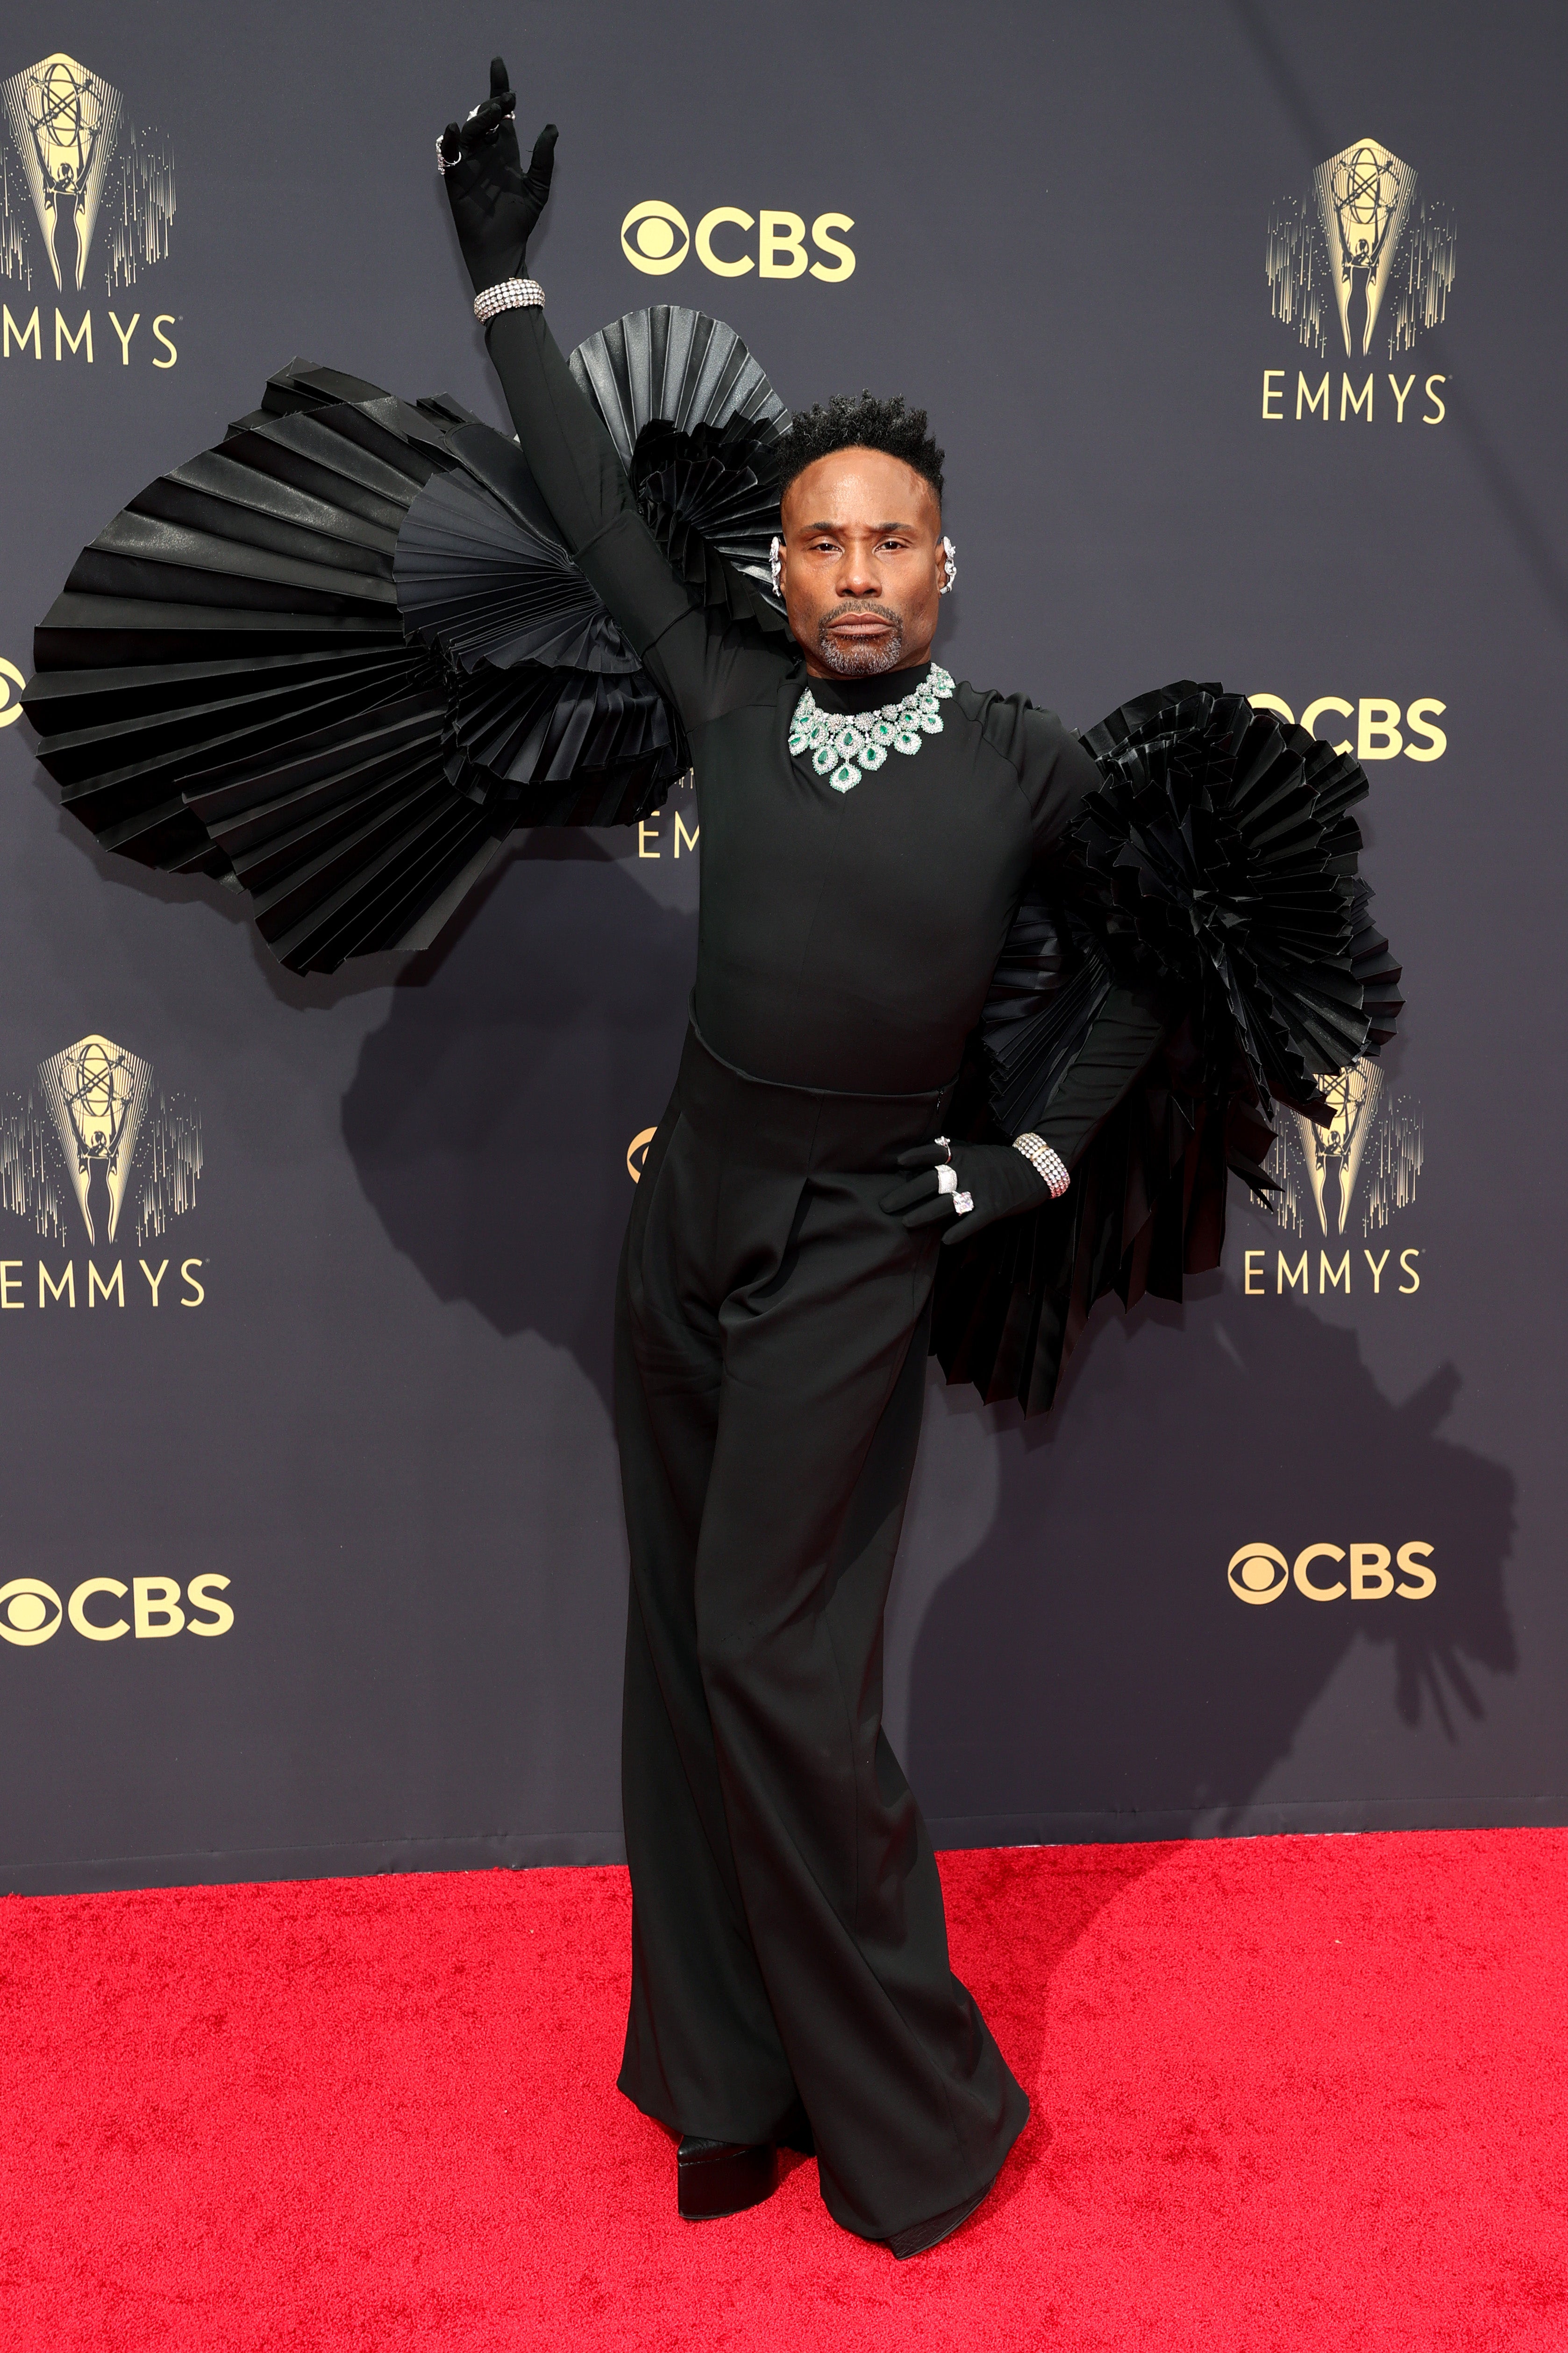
[342,830,697,1410]
[908,1295,1517,1842]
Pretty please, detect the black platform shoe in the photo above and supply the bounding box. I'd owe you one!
[677,2135,778,2219]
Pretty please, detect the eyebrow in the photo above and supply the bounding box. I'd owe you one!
[797,521,920,535]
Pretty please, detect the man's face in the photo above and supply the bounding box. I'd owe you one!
[777,449,945,680]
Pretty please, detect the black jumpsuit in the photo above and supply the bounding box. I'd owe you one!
[487,309,1155,2245]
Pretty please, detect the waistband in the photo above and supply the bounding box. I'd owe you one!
[675,1016,957,1175]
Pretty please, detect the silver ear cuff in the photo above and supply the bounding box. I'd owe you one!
[769,535,783,597]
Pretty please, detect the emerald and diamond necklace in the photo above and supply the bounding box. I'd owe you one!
[787,665,955,792]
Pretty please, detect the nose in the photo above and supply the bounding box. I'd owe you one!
[835,544,883,599]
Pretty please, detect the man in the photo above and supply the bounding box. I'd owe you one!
[439,60,1163,2256]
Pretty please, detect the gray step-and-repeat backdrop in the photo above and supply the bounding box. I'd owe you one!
[2,1,1562,1893]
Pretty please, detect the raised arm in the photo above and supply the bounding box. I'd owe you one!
[438,61,786,726]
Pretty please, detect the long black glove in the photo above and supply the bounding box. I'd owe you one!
[880,1139,1052,1247]
[439,56,558,294]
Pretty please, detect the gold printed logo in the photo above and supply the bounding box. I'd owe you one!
[620,201,855,283]
[0,1572,234,1645]
[1227,1543,1437,1605]
[627,1127,656,1181]
[1267,136,1454,360]
[0,50,173,294]
[621,200,690,276]
[1269,1058,1422,1244]
[1239,1056,1422,1300]
[0,1033,200,1247]
[1227,1545,1290,1605]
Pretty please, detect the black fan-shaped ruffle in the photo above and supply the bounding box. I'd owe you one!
[392,408,684,813]
[569,306,791,633]
[933,681,1403,1414]
[21,360,512,972]
[396,438,641,673]
[24,309,793,973]
[1069,681,1400,1118]
[978,887,1113,1142]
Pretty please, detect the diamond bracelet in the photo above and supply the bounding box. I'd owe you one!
[1012,1132,1070,1199]
[474,278,545,323]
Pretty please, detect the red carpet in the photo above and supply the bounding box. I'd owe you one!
[2,1831,1565,2349]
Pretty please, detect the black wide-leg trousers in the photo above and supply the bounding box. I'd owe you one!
[613,1022,1028,2245]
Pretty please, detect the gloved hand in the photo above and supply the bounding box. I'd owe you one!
[880,1138,1055,1247]
[439,56,558,294]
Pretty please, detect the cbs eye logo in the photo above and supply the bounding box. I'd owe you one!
[0,1574,234,1645]
[627,1127,656,1180]
[1227,1544,1436,1605]
[620,203,856,282]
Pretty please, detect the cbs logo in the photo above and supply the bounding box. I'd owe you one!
[1248,694,1446,762]
[0,1574,234,1645]
[1227,1544,1436,1606]
[0,657,25,728]
[627,1127,656,1181]
[620,202,855,282]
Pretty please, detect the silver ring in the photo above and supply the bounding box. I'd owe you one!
[952,1189,975,1216]
[935,1165,958,1197]
[933,1134,952,1164]
[436,136,453,175]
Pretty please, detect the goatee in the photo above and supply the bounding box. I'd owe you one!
[816,604,906,678]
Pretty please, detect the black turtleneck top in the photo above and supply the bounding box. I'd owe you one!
[486,309,1160,1149]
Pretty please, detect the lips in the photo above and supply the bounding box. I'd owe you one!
[816,602,905,677]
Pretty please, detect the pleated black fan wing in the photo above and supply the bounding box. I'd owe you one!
[24,310,797,972]
[392,415,684,821]
[933,681,1404,1415]
[569,305,792,633]
[23,362,513,971]
[22,358,689,972]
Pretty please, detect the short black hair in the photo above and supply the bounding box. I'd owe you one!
[779,392,945,506]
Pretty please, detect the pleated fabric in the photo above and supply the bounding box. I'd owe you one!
[22,306,794,973]
[932,682,1404,1415]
